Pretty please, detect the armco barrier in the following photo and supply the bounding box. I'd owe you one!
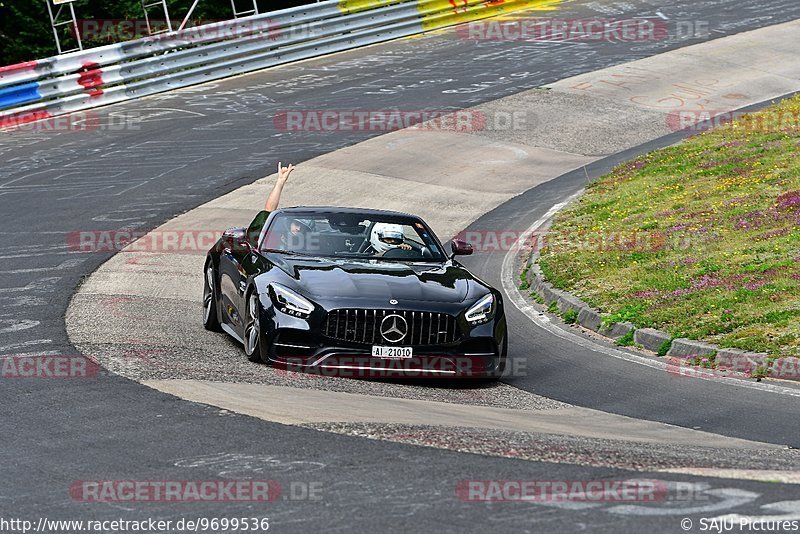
[0,0,555,127]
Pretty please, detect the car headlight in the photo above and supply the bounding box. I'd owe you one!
[269,283,314,317]
[465,294,494,325]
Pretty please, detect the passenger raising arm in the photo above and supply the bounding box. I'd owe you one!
[265,162,295,211]
[245,162,296,248]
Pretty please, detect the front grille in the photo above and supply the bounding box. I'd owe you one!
[323,309,459,346]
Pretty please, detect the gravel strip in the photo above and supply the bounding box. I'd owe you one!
[75,340,569,411]
[304,423,800,472]
[71,292,568,411]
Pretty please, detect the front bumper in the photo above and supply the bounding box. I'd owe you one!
[272,340,503,379]
[260,298,506,379]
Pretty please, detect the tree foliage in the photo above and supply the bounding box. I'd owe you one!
[0,0,313,65]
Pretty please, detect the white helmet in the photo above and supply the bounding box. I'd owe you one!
[370,223,405,255]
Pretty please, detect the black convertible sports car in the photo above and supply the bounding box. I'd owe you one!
[203,207,507,379]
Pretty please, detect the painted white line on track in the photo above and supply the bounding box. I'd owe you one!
[712,501,800,523]
[659,468,800,485]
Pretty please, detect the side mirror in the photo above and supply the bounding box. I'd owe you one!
[451,239,473,257]
[222,227,249,251]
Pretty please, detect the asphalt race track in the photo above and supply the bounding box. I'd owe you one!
[3,0,800,531]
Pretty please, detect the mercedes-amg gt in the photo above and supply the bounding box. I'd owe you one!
[202,207,507,379]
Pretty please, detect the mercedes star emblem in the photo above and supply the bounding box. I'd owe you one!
[380,314,408,343]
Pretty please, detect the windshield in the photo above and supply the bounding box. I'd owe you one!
[260,212,446,261]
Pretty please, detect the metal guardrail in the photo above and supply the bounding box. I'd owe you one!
[0,0,551,126]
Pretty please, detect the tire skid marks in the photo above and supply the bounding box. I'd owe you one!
[0,277,61,311]
[0,319,40,334]
[0,296,47,307]
[0,257,85,275]
[0,277,61,294]
[0,339,53,356]
[0,273,63,355]
[0,350,62,358]
[0,250,89,260]
[0,138,263,201]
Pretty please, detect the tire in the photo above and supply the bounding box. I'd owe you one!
[481,330,508,384]
[243,291,269,364]
[498,332,508,374]
[202,262,221,332]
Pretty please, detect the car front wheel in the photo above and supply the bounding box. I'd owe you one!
[244,291,268,364]
[203,262,221,332]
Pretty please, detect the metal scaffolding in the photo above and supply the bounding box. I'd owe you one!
[140,0,174,35]
[42,0,292,55]
[45,0,82,54]
[231,0,260,19]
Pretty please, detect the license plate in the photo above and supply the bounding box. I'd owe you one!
[371,345,413,359]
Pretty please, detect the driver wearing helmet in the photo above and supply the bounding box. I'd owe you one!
[369,223,412,256]
[281,218,312,250]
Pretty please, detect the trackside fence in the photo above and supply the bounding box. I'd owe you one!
[0,0,552,126]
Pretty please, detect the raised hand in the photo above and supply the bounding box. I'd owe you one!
[265,162,295,212]
[277,161,295,183]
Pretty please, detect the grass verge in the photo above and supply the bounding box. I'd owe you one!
[538,95,800,358]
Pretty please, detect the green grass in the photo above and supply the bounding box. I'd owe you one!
[519,266,530,291]
[538,95,800,359]
[563,309,579,324]
[616,330,635,347]
[601,303,645,329]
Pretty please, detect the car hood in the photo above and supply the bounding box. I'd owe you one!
[274,256,476,304]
